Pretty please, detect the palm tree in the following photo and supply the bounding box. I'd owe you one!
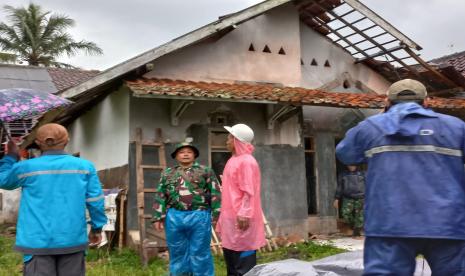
[0,3,103,68]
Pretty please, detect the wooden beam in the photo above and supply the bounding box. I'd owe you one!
[404,47,459,89]
[312,1,426,86]
[351,38,397,53]
[355,45,406,63]
[301,9,370,58]
[343,0,422,50]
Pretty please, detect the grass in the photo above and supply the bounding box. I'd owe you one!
[0,235,345,276]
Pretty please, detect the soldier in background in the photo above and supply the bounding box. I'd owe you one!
[334,165,365,237]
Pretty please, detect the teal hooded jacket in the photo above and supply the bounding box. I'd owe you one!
[0,151,107,255]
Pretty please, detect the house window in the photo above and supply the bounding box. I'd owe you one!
[305,137,317,215]
[209,130,231,181]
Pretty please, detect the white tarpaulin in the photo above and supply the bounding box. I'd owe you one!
[246,251,432,276]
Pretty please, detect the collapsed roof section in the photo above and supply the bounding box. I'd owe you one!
[296,0,464,94]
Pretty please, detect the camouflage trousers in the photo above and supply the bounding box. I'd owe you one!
[341,198,364,229]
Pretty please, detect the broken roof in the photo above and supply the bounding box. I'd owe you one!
[126,78,465,110]
[60,0,462,101]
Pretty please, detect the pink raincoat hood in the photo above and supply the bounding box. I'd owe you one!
[216,137,266,251]
[233,136,255,156]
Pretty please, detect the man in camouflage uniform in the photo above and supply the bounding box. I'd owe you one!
[334,165,365,237]
[152,141,221,276]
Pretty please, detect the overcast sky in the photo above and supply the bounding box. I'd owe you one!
[0,0,464,70]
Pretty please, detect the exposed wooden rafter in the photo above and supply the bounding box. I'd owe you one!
[298,0,461,92]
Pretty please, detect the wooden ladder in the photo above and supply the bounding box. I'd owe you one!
[134,128,167,266]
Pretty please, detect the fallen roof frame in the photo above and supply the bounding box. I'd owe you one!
[298,0,460,92]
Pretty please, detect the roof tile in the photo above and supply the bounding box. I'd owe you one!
[47,67,100,92]
[126,78,465,110]
[430,51,465,78]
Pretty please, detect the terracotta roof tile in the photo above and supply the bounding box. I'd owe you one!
[126,78,465,110]
[430,51,465,78]
[47,67,100,92]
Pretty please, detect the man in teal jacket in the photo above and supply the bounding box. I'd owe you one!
[0,123,107,276]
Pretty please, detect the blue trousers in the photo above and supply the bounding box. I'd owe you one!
[364,237,465,276]
[165,209,214,276]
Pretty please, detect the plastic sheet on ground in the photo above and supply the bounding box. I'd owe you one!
[245,250,432,276]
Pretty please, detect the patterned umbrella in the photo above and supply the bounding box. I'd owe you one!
[0,88,72,141]
[0,88,72,122]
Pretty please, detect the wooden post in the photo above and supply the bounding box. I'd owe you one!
[118,191,127,252]
[135,128,148,266]
[263,213,278,250]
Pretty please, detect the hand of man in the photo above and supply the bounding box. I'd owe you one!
[6,140,19,158]
[88,231,102,247]
[153,221,164,231]
[333,199,339,209]
[236,216,250,231]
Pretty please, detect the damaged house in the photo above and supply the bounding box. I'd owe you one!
[42,0,465,250]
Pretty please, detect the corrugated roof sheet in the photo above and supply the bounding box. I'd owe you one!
[0,65,57,93]
[126,78,465,109]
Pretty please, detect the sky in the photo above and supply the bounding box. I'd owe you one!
[0,0,464,71]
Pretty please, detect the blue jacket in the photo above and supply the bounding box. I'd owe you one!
[336,102,465,239]
[0,150,107,255]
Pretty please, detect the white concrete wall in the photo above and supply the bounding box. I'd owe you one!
[299,22,390,92]
[67,87,130,170]
[144,3,301,86]
[129,97,300,146]
[264,114,301,147]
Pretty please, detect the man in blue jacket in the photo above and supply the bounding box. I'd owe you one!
[336,79,465,275]
[0,123,107,276]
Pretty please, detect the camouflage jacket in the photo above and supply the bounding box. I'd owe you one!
[152,162,221,221]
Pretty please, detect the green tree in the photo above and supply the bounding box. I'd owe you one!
[0,3,102,68]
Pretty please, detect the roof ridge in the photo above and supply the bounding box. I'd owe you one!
[46,67,100,73]
[430,50,465,63]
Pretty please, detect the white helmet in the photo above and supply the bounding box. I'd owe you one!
[224,123,254,143]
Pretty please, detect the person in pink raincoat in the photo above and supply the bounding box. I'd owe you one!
[216,123,266,276]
